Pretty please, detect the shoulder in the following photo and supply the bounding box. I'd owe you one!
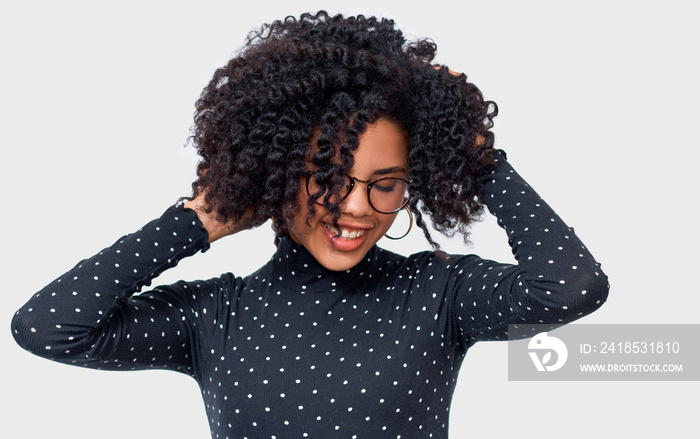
[377,246,484,280]
[149,271,246,303]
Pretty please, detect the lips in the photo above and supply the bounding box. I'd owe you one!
[322,221,371,252]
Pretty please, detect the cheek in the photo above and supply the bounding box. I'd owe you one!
[287,194,323,238]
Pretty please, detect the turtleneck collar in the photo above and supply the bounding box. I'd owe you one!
[266,235,381,293]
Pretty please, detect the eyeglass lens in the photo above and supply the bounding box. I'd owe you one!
[306,174,409,214]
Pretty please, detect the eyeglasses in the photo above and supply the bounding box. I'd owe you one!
[305,171,411,214]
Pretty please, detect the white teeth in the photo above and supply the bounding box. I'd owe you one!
[341,229,364,239]
[343,229,364,239]
[325,223,365,240]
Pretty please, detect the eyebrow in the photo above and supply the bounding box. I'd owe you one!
[373,166,407,176]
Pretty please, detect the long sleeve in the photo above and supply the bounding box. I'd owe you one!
[438,150,609,345]
[11,204,213,376]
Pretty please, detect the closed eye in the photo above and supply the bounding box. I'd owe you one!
[374,181,399,193]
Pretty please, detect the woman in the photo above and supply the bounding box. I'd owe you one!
[11,11,608,438]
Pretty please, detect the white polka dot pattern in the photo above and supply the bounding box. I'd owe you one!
[11,150,608,438]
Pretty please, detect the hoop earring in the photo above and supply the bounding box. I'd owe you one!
[384,206,413,240]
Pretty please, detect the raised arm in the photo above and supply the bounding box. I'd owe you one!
[10,204,216,376]
[440,150,609,345]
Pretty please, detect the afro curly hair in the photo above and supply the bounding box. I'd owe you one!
[188,10,498,249]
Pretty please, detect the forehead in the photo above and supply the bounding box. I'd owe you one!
[308,118,408,171]
[353,119,408,169]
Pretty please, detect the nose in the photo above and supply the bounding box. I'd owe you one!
[340,184,374,216]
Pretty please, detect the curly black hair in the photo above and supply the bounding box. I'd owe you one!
[189,10,498,249]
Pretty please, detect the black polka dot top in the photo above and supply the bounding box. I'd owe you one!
[12,150,609,438]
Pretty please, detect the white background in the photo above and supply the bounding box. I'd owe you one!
[1,0,697,437]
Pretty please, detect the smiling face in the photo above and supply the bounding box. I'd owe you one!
[287,118,409,271]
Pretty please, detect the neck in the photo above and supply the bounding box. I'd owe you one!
[265,235,379,293]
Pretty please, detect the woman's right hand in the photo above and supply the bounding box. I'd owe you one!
[183,194,245,243]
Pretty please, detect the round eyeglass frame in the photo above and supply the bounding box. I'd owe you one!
[305,172,412,214]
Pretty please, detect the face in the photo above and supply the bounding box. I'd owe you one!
[287,118,409,271]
